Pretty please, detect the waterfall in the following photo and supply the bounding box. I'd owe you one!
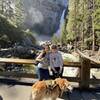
[59,9,66,32]
[54,0,68,37]
[55,9,67,37]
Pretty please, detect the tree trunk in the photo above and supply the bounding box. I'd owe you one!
[81,0,85,50]
[92,0,95,51]
[1,0,4,14]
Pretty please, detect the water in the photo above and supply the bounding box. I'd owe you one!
[34,8,67,43]
[54,0,68,37]
[33,0,68,41]
[34,34,51,45]
[55,9,66,37]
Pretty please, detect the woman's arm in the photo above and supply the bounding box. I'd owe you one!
[59,53,63,67]
[50,54,57,73]
[36,51,45,61]
[58,52,63,73]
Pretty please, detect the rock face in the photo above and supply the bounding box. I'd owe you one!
[22,0,67,35]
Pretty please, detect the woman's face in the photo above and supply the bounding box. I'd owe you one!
[51,48,57,53]
[44,46,49,52]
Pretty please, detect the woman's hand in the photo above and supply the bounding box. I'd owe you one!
[59,67,63,74]
[52,68,57,73]
[36,58,43,62]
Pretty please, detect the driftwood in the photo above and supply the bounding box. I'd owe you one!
[77,49,100,64]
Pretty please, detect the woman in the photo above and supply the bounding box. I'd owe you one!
[36,44,50,81]
[50,44,63,79]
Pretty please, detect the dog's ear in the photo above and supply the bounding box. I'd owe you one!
[55,78,71,91]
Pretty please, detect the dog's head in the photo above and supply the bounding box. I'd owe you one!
[55,78,73,92]
[46,80,57,90]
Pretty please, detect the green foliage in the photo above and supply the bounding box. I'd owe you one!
[60,21,68,45]
[0,0,25,27]
[0,14,36,47]
[13,0,25,27]
[0,34,10,47]
[62,0,100,49]
[51,35,60,44]
[94,0,100,45]
[0,14,23,42]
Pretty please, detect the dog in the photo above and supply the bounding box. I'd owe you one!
[31,78,73,100]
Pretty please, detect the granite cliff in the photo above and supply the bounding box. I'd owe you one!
[22,0,67,35]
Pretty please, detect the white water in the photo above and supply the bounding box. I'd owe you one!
[34,34,51,45]
[55,8,67,37]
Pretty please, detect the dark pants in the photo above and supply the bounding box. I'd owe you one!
[37,68,49,81]
[51,67,63,79]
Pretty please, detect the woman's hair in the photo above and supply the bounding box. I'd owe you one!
[42,44,50,57]
[42,51,46,57]
[51,44,57,49]
[45,44,50,49]
[43,44,50,50]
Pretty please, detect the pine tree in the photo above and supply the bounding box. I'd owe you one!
[13,0,25,27]
[63,0,100,50]
[60,20,68,45]
[0,0,25,27]
[93,0,100,49]
[52,35,60,45]
[66,0,80,48]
